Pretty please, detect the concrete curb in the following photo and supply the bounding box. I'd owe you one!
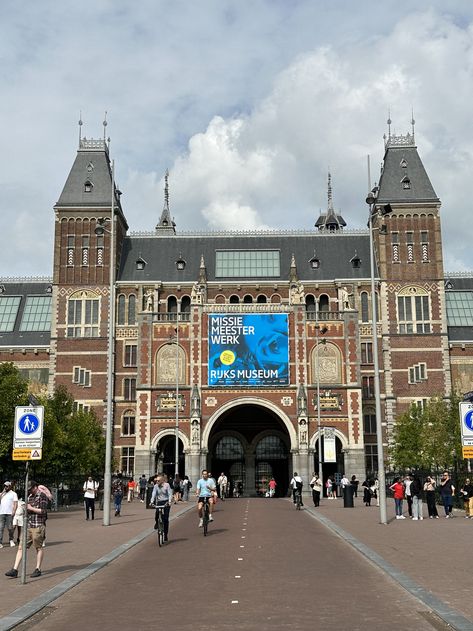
[305,505,473,631]
[0,504,194,631]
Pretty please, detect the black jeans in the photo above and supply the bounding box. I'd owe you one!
[406,495,413,517]
[85,497,95,519]
[292,489,304,506]
[312,489,320,507]
[426,491,438,517]
[155,503,171,535]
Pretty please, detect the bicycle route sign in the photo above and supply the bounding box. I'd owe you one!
[13,406,44,460]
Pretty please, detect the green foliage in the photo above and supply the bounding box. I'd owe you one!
[389,393,463,472]
[0,365,105,478]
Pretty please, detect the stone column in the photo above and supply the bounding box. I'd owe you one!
[245,452,256,496]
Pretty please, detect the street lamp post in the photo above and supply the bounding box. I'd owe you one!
[96,160,116,527]
[174,302,180,478]
[315,299,328,489]
[366,187,390,525]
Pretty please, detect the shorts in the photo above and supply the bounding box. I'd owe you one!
[198,496,212,504]
[19,526,46,551]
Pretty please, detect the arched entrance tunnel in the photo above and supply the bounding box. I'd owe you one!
[208,404,291,497]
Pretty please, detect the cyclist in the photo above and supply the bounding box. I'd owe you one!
[150,474,172,542]
[196,469,216,527]
[217,472,228,500]
[290,472,304,506]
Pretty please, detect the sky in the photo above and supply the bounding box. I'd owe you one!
[1,0,473,277]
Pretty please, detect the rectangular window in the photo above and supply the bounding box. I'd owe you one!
[19,296,51,331]
[398,294,430,334]
[409,362,427,384]
[365,444,378,476]
[67,298,99,338]
[420,231,429,262]
[121,447,135,475]
[72,366,91,387]
[124,378,136,401]
[392,232,400,263]
[124,344,137,367]
[361,342,373,364]
[0,296,21,332]
[445,292,473,326]
[73,402,91,413]
[362,376,375,398]
[122,414,136,436]
[406,231,414,263]
[363,413,377,434]
[215,250,280,278]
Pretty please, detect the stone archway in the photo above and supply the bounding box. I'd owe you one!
[152,428,189,478]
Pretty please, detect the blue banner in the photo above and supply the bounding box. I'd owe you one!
[208,313,289,386]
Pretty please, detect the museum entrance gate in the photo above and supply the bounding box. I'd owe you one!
[314,435,344,497]
[209,404,291,497]
[155,436,185,480]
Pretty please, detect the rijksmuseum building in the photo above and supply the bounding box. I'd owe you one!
[1,126,473,494]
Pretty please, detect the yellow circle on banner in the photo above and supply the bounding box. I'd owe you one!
[220,350,236,365]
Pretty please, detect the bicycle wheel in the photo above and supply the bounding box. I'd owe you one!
[203,504,209,536]
[157,515,165,547]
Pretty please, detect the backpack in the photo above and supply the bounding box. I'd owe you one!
[187,481,192,489]
[296,480,303,491]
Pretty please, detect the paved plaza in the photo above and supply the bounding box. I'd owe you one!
[0,496,471,630]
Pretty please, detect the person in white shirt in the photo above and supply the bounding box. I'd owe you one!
[217,473,228,500]
[83,476,99,521]
[289,472,304,506]
[0,482,18,547]
[309,473,322,507]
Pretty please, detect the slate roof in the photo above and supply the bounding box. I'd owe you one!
[118,230,374,284]
[0,281,52,347]
[377,141,439,204]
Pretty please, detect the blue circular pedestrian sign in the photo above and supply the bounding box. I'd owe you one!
[18,414,39,434]
[465,410,473,432]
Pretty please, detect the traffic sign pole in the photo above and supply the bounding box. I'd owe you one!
[20,462,29,585]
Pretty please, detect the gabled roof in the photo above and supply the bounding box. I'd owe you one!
[377,136,439,204]
[117,230,374,284]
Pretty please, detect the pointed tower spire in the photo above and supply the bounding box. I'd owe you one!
[78,112,83,148]
[315,172,346,231]
[103,111,108,142]
[155,169,176,234]
[199,254,207,284]
[411,109,415,141]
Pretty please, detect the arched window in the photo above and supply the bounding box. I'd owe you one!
[67,289,100,338]
[312,342,343,384]
[256,435,288,459]
[167,296,177,314]
[319,294,329,312]
[271,294,281,303]
[397,286,431,333]
[215,436,244,460]
[361,292,369,322]
[181,296,191,313]
[128,294,136,325]
[155,343,187,384]
[256,295,267,303]
[243,294,253,303]
[215,294,226,304]
[117,295,126,325]
[305,294,316,312]
[229,295,240,304]
[122,410,136,436]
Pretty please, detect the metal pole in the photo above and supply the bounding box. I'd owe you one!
[174,302,180,478]
[368,203,388,524]
[20,463,29,584]
[316,299,323,489]
[103,160,116,526]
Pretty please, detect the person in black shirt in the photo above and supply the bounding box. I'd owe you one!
[460,478,473,518]
[439,471,455,518]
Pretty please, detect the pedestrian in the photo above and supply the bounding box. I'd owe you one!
[112,474,124,517]
[138,474,147,503]
[182,475,192,501]
[330,476,337,499]
[172,475,182,504]
[289,472,304,506]
[0,482,18,548]
[410,474,424,520]
[5,481,48,579]
[373,478,380,506]
[309,472,322,507]
[423,476,439,519]
[404,475,413,517]
[351,475,359,498]
[268,477,277,498]
[439,471,455,518]
[12,496,25,544]
[150,474,172,542]
[389,477,406,519]
[83,476,99,520]
[217,472,228,500]
[460,478,473,518]
[340,474,350,492]
[326,477,333,499]
[127,478,136,502]
[362,479,373,506]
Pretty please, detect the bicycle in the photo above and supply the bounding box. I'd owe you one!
[295,489,302,510]
[151,503,166,546]
[202,497,211,536]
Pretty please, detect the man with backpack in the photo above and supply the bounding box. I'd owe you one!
[138,474,147,503]
[290,472,304,506]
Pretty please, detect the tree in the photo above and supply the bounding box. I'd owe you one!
[389,394,463,472]
[0,363,28,469]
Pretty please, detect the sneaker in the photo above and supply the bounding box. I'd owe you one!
[42,541,46,548]
[198,518,203,527]
[30,568,41,578]
[465,516,470,519]
[398,515,406,519]
[445,515,450,518]
[9,541,15,547]
[0,544,3,549]
[209,515,214,522]
[419,517,423,520]
[435,516,439,519]
[164,535,168,542]
[412,517,418,520]
[429,516,433,519]
[5,568,18,578]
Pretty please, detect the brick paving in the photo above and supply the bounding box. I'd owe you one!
[8,498,453,631]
